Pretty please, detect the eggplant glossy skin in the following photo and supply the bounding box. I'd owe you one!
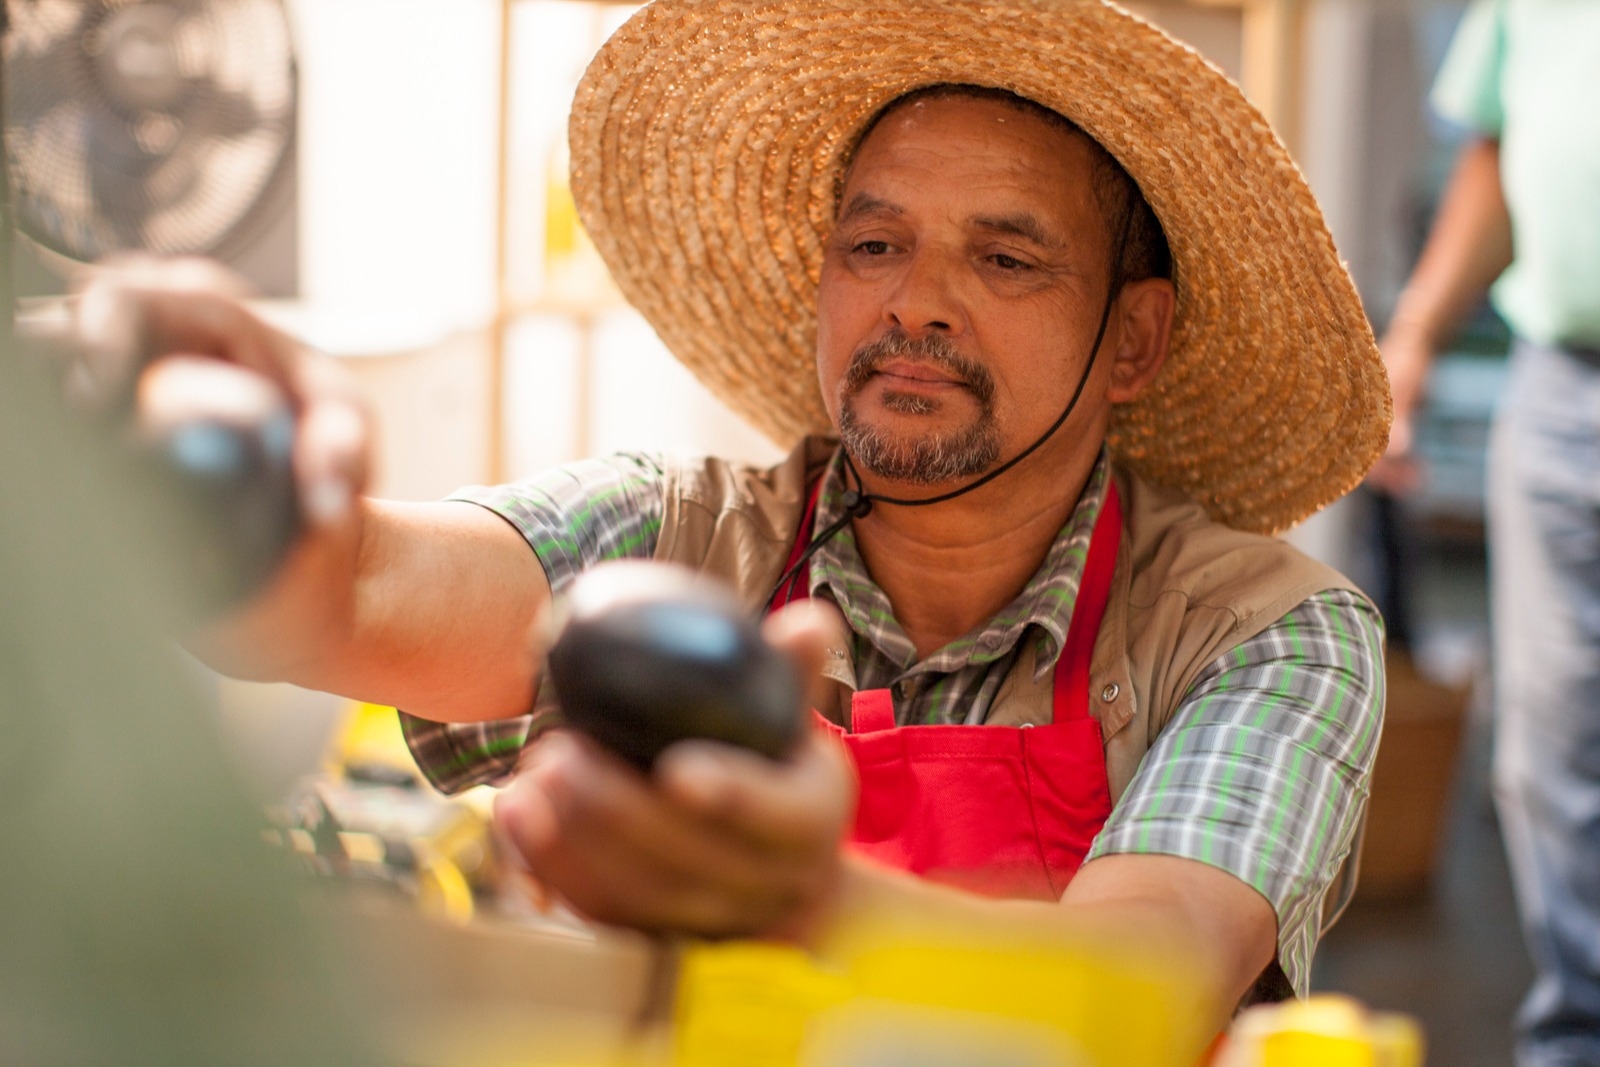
[144,410,299,609]
[136,358,300,611]
[545,563,804,770]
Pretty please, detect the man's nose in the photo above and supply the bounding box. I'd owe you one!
[882,248,963,336]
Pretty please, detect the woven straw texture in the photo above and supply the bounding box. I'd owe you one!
[569,0,1391,533]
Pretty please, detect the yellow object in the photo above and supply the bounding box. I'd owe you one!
[545,140,582,264]
[543,138,614,306]
[1220,995,1425,1067]
[414,853,476,926]
[674,943,852,1067]
[327,701,417,779]
[673,922,1210,1067]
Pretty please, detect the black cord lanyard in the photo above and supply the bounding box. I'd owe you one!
[764,209,1135,615]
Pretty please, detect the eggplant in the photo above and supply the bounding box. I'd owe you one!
[135,357,300,610]
[544,562,804,769]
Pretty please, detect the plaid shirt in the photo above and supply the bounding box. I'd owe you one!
[806,452,1110,724]
[400,450,1383,995]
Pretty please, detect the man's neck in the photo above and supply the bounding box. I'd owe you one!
[847,443,1103,660]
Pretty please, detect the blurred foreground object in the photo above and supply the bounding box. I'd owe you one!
[17,309,302,611]
[672,925,1211,1067]
[0,320,373,1064]
[1218,995,1424,1067]
[135,354,301,606]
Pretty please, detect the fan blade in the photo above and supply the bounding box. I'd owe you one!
[183,82,265,141]
[4,28,90,134]
[87,107,159,250]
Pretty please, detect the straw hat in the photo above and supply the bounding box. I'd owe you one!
[568,0,1391,533]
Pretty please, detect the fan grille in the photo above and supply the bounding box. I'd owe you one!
[4,0,296,262]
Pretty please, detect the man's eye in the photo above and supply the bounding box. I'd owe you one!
[991,254,1031,271]
[854,240,891,255]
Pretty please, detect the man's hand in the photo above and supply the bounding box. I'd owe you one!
[493,602,857,939]
[1366,324,1433,495]
[496,728,855,937]
[48,258,377,678]
[61,257,372,524]
[1365,137,1512,497]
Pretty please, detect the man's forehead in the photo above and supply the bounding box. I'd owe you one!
[838,96,1104,226]
[846,95,1099,187]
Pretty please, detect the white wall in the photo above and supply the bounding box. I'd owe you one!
[283,0,778,503]
[290,0,500,331]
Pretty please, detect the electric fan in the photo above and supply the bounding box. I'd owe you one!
[3,0,296,265]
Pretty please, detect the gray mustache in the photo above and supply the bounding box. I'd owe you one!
[842,332,997,406]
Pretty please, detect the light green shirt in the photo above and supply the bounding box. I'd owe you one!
[1431,0,1600,348]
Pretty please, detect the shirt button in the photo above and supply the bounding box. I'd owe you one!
[1101,682,1121,703]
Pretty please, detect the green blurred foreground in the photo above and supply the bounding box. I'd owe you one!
[0,346,378,1066]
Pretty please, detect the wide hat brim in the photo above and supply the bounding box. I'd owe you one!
[570,0,1391,534]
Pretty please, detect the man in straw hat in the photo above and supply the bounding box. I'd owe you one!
[105,0,1389,1024]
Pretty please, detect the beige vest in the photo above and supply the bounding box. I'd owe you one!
[654,437,1367,805]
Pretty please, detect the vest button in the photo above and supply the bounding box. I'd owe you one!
[1101,682,1121,703]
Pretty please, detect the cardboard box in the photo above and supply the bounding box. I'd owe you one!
[1353,653,1471,902]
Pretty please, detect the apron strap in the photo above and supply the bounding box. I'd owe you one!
[774,476,1123,733]
[1051,482,1123,724]
[850,688,897,733]
[768,479,825,611]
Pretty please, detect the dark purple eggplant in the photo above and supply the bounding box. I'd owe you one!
[135,357,301,610]
[544,562,804,770]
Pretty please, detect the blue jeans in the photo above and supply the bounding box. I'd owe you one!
[1489,338,1600,1066]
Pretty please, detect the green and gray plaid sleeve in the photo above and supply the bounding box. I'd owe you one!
[399,453,668,794]
[1085,588,1385,996]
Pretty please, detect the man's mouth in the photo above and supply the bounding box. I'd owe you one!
[874,359,969,388]
[839,330,997,408]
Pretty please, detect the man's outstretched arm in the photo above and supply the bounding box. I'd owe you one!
[191,496,551,723]
[79,263,553,723]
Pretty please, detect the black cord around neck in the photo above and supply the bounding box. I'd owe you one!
[763,206,1136,615]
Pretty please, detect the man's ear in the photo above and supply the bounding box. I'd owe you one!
[1106,277,1176,404]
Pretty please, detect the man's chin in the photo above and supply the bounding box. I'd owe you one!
[849,394,975,434]
[836,410,1001,488]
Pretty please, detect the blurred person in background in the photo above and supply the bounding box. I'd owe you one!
[1375,2,1600,1063]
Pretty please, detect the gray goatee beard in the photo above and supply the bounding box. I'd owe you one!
[836,331,1002,486]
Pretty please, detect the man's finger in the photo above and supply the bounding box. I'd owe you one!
[655,727,855,853]
[498,734,805,933]
[537,732,816,890]
[762,599,850,715]
[76,270,293,390]
[297,400,370,527]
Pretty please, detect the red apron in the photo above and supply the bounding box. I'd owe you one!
[769,484,1121,900]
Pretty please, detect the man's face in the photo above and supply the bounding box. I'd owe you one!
[816,95,1118,487]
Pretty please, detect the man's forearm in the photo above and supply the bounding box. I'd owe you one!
[1388,138,1513,349]
[189,498,550,723]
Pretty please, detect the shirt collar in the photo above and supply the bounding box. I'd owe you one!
[807,448,1112,678]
